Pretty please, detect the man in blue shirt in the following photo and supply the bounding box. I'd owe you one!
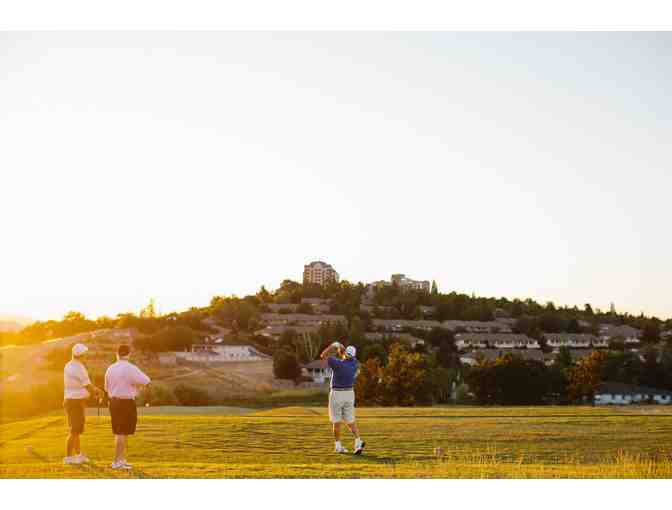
[320,341,366,455]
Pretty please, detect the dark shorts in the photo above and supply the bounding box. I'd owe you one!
[109,398,138,435]
[64,399,86,435]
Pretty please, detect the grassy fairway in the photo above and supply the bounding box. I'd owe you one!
[2,405,672,478]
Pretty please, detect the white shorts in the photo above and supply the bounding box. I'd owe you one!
[329,389,355,423]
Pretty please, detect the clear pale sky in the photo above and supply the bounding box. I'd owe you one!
[1,32,670,321]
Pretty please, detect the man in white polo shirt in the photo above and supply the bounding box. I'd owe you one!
[63,343,102,465]
[104,344,151,470]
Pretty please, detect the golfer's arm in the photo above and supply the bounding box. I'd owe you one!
[320,346,336,359]
[85,383,101,396]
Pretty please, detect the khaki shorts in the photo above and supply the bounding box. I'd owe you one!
[329,389,355,423]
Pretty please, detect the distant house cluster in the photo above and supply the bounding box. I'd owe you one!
[595,382,672,405]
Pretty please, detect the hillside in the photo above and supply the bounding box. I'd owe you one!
[0,328,325,409]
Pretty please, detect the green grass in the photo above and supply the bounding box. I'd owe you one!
[2,405,672,478]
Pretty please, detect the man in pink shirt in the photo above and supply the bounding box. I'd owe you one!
[104,344,151,470]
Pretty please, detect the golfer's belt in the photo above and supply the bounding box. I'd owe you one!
[331,387,353,391]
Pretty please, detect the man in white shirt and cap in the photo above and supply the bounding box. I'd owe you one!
[104,344,151,470]
[63,343,102,465]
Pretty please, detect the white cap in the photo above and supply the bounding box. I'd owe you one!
[345,345,357,358]
[331,341,343,349]
[72,343,88,357]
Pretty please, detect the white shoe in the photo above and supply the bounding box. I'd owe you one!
[63,456,81,465]
[75,454,90,464]
[354,439,366,456]
[335,445,349,454]
[111,460,132,470]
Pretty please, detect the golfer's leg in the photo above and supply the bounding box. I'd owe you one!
[114,435,124,463]
[66,433,75,457]
[122,435,129,461]
[73,433,81,455]
[346,421,360,438]
[333,422,342,442]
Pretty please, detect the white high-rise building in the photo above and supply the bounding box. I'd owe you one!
[303,261,339,286]
[391,273,430,293]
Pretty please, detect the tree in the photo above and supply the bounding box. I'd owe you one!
[136,326,195,352]
[437,338,458,369]
[139,298,158,319]
[273,349,302,380]
[354,358,383,406]
[379,343,429,406]
[642,321,660,343]
[362,343,388,365]
[555,345,573,370]
[431,280,438,295]
[567,350,607,402]
[429,367,457,403]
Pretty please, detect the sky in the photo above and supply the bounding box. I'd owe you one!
[1,32,670,321]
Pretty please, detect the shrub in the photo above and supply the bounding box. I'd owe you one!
[173,384,210,406]
[273,349,302,381]
[136,384,178,406]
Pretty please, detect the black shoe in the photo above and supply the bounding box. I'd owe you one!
[354,441,366,455]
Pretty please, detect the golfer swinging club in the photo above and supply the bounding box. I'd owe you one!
[320,341,365,455]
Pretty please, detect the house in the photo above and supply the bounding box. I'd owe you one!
[441,320,513,333]
[594,382,672,405]
[266,303,300,313]
[460,349,546,366]
[158,353,177,366]
[360,304,395,315]
[543,333,598,350]
[177,344,271,363]
[365,331,425,348]
[260,313,347,327]
[371,318,441,332]
[419,306,436,317]
[301,298,331,306]
[599,325,642,346]
[302,359,330,383]
[455,333,539,350]
[544,349,594,366]
[256,324,319,338]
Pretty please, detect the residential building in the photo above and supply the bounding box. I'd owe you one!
[454,333,539,350]
[372,318,441,332]
[441,320,513,333]
[360,304,395,315]
[177,345,270,363]
[260,313,347,327]
[391,273,430,293]
[460,349,545,366]
[543,333,598,350]
[266,303,300,313]
[594,382,672,405]
[302,359,330,383]
[599,325,642,346]
[256,324,319,338]
[303,261,339,286]
[364,332,425,348]
[544,349,594,366]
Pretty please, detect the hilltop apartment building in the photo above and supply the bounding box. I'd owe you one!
[303,261,339,286]
[391,273,431,292]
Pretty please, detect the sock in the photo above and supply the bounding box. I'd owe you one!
[335,441,342,449]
